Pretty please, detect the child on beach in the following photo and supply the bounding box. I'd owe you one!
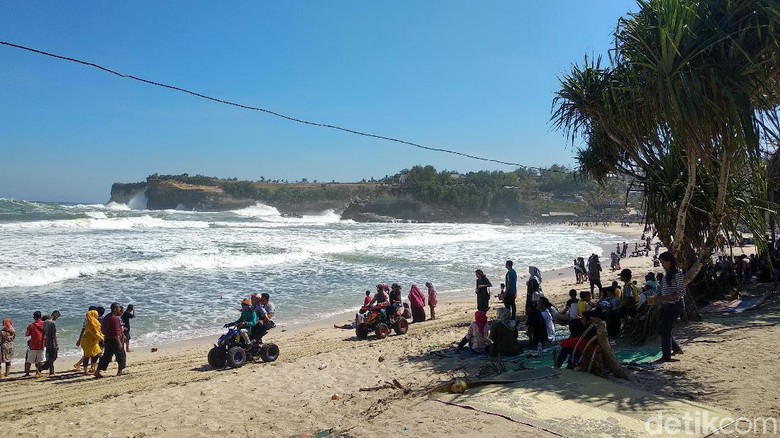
[425,282,437,320]
[563,289,579,320]
[0,319,15,377]
[121,305,135,352]
[363,291,371,307]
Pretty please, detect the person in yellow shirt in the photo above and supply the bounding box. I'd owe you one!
[618,269,638,316]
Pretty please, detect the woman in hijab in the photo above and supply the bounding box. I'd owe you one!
[0,319,15,377]
[526,266,543,309]
[425,282,438,320]
[455,311,489,354]
[488,308,521,356]
[407,284,427,323]
[475,269,492,312]
[80,310,104,374]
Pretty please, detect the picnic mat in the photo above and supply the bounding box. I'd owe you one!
[699,291,771,314]
[428,345,661,370]
[430,369,733,437]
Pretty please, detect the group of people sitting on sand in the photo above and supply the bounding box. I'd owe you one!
[0,303,135,380]
[453,251,689,370]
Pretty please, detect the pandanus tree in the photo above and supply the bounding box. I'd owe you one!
[552,0,780,320]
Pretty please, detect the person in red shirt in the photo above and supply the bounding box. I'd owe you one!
[94,303,127,378]
[24,311,45,377]
[363,290,371,307]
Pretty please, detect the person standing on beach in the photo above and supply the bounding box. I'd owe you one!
[475,270,492,312]
[95,303,127,378]
[121,305,135,352]
[42,310,60,376]
[0,319,15,378]
[504,261,517,319]
[587,254,603,298]
[573,259,581,284]
[526,266,543,309]
[652,252,686,362]
[408,284,426,322]
[425,282,437,320]
[23,311,44,377]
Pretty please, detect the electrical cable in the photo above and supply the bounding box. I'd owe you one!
[0,40,569,173]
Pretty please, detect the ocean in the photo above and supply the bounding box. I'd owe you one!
[0,197,616,358]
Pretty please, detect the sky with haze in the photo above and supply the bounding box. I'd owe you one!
[1,1,636,203]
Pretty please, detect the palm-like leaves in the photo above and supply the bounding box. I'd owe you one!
[553,0,780,293]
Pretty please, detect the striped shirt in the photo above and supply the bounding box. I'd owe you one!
[660,268,686,300]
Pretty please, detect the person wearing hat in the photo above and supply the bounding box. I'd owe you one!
[228,298,258,347]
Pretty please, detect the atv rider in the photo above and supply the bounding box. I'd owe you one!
[388,283,403,320]
[228,299,258,347]
[250,293,276,341]
[368,284,391,322]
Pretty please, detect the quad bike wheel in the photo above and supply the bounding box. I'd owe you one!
[356,323,369,339]
[393,318,409,335]
[375,323,390,339]
[259,343,280,362]
[226,346,247,368]
[208,346,227,369]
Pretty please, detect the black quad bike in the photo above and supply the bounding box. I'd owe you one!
[208,322,280,369]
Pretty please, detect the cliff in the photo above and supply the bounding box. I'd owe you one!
[110,180,256,211]
[109,167,633,222]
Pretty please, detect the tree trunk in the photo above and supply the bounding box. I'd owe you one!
[671,152,697,260]
[589,318,628,379]
[682,151,732,322]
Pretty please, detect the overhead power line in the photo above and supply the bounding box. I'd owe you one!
[1,40,567,174]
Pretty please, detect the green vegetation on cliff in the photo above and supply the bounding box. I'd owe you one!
[112,166,634,221]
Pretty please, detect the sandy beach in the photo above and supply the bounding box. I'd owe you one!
[1,223,777,437]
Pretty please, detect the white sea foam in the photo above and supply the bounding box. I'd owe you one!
[0,215,210,231]
[104,201,132,211]
[231,203,282,218]
[0,251,313,288]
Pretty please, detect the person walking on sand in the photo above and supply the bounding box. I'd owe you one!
[504,261,518,319]
[42,310,60,377]
[475,270,492,312]
[80,309,103,374]
[407,284,426,323]
[587,254,603,298]
[652,252,686,363]
[24,311,45,377]
[95,303,127,378]
[1,319,15,378]
[73,305,97,370]
[425,282,438,320]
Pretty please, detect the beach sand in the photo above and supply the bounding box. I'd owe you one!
[1,223,777,437]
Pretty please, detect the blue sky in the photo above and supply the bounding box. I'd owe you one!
[0,1,636,203]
